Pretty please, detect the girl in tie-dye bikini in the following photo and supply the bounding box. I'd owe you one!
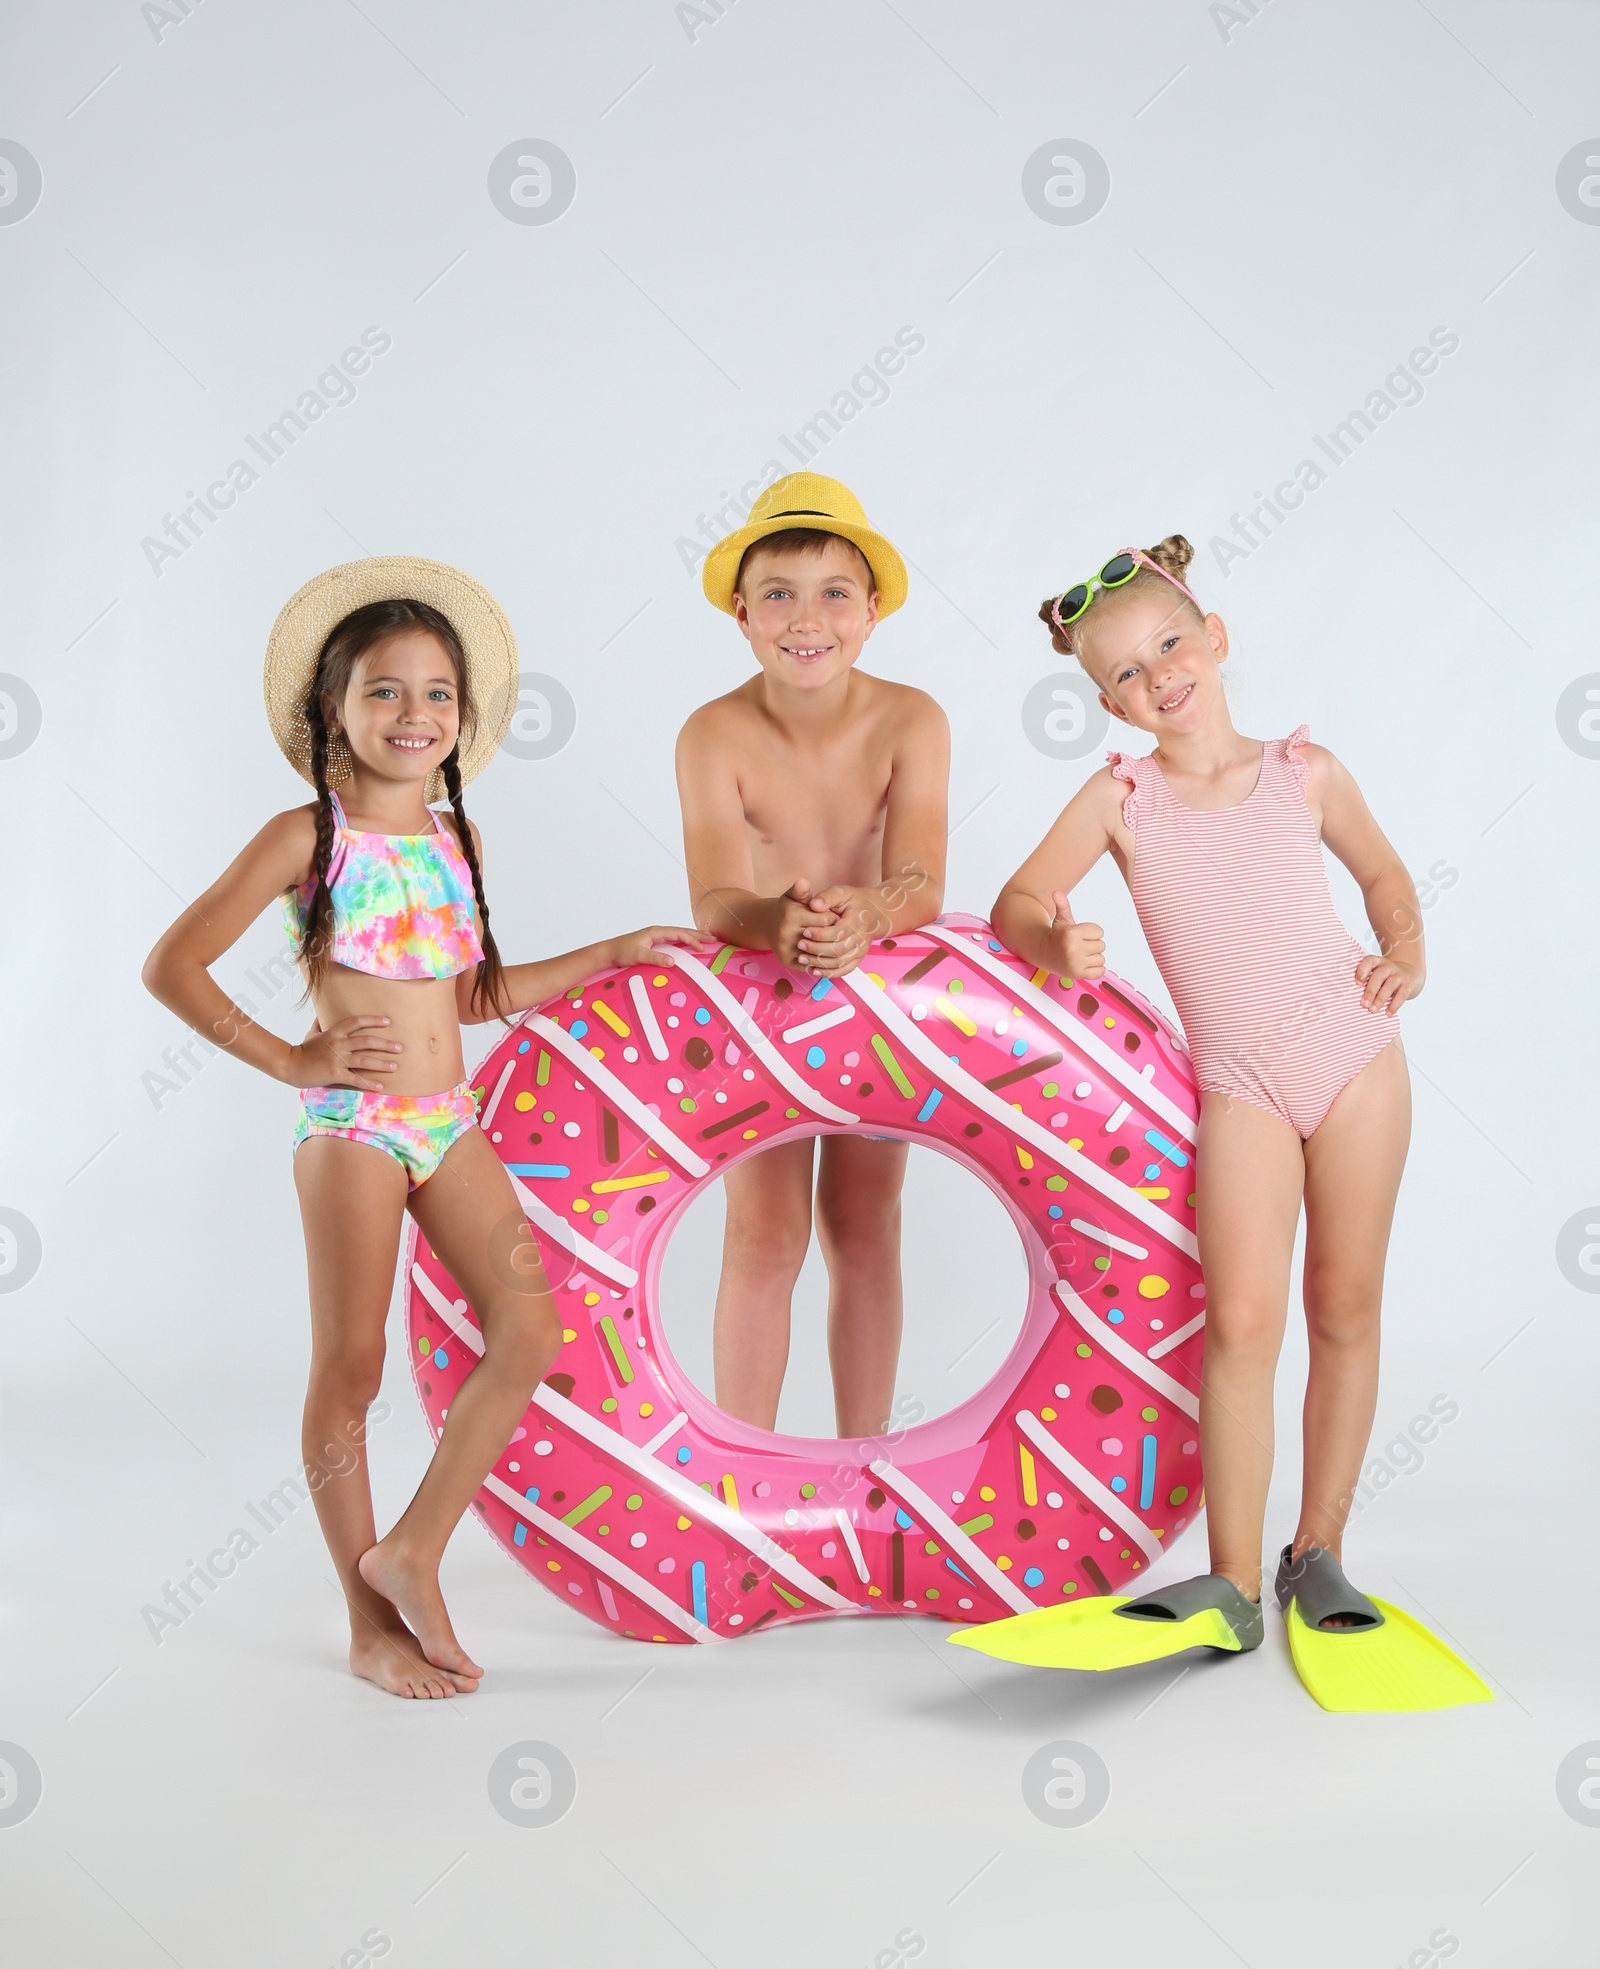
[143,558,705,1699]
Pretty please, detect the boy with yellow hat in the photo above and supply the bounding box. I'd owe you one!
[676,474,950,1438]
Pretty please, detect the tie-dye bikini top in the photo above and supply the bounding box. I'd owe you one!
[282,789,484,981]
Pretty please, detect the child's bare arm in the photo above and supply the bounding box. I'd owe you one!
[1308,745,1425,1013]
[992,770,1121,978]
[460,927,710,1024]
[446,822,708,1024]
[803,692,950,975]
[141,810,401,1089]
[675,710,833,961]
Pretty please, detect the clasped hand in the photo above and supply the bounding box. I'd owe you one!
[773,877,884,977]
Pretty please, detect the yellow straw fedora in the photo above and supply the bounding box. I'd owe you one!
[263,556,518,802]
[700,473,908,617]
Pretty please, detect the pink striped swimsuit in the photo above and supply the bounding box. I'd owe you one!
[1108,726,1397,1140]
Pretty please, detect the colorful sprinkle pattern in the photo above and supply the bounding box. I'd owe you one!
[405,914,1207,1644]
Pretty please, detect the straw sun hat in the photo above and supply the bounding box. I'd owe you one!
[263,556,518,802]
[700,472,908,617]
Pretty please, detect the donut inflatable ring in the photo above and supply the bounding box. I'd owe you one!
[404,915,1206,1643]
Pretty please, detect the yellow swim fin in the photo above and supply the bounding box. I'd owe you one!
[1275,1547,1492,1715]
[950,1574,1262,1671]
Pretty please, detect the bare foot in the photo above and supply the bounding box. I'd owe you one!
[350,1619,479,1698]
[358,1539,484,1681]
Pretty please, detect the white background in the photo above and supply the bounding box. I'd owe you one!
[2,2,1597,1963]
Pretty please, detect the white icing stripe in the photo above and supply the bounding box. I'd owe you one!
[482,1472,715,1644]
[1014,1411,1164,1565]
[528,1013,710,1178]
[867,1459,1034,1614]
[478,1057,517,1132]
[413,1276,713,1639]
[782,1002,857,1044]
[1069,1218,1149,1261]
[532,1384,857,1611]
[1052,1279,1200,1419]
[665,949,858,1125]
[642,1411,689,1455]
[834,1509,871,1584]
[412,1264,482,1351]
[841,972,1199,1262]
[628,974,669,1062]
[919,925,1197,1144]
[415,1273,852,1612]
[510,1175,639,1288]
[1147,1310,1207,1360]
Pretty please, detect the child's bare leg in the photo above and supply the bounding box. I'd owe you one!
[816,1135,909,1439]
[713,1138,816,1429]
[295,1138,469,1698]
[1194,1092,1305,1602]
[359,1128,561,1678]
[1296,1039,1410,1563]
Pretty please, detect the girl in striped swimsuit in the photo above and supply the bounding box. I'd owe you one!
[993,537,1424,1650]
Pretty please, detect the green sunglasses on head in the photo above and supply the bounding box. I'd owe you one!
[1049,548,1199,635]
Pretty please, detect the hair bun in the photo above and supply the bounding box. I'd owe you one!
[1036,595,1075,657]
[1146,534,1195,582]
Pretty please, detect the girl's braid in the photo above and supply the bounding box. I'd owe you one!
[297,691,340,996]
[443,748,509,1023]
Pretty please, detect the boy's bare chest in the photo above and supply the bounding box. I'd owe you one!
[738,737,892,882]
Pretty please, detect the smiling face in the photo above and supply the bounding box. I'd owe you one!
[1076,586,1230,738]
[331,626,462,785]
[733,535,879,692]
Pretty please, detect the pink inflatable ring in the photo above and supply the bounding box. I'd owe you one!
[404,915,1206,1643]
